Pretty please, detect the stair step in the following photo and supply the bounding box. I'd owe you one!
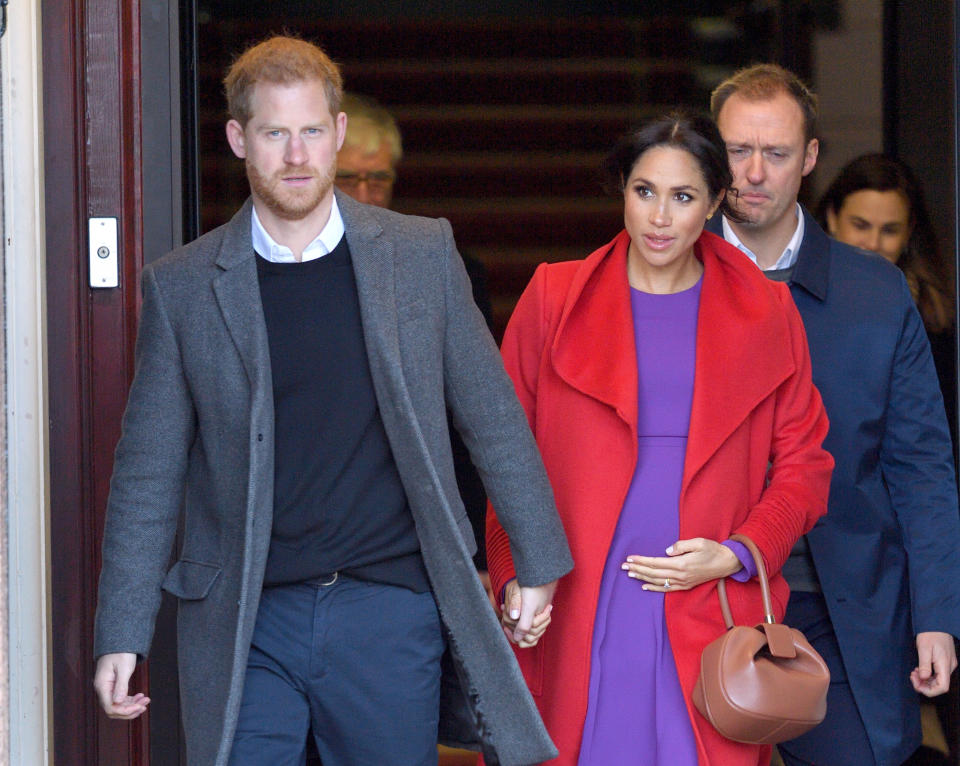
[396,151,609,198]
[393,197,622,247]
[199,61,720,110]
[471,244,595,271]
[341,58,706,106]
[201,16,700,62]
[387,104,667,151]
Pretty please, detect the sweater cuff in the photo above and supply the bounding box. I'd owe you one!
[723,540,756,582]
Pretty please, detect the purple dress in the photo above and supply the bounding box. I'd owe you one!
[576,279,701,765]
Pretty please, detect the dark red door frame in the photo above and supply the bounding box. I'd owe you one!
[43,0,150,763]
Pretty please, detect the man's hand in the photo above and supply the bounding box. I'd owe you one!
[911,632,958,696]
[94,652,151,719]
[501,579,557,648]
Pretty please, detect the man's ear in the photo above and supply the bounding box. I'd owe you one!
[335,111,347,152]
[226,119,247,159]
[801,138,819,177]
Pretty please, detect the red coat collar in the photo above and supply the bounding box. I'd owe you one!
[551,229,797,485]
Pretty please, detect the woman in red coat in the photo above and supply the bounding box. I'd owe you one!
[487,113,833,766]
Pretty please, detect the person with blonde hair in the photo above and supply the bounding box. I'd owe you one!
[335,92,403,207]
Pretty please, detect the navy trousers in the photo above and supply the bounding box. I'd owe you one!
[227,575,445,766]
[777,591,876,766]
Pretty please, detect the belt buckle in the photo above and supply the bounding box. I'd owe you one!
[317,571,338,587]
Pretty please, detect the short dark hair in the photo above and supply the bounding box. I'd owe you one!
[710,64,818,144]
[817,153,953,331]
[603,110,743,221]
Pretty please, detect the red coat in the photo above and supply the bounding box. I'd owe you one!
[487,230,833,766]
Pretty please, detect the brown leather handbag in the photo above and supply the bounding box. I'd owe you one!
[692,534,830,744]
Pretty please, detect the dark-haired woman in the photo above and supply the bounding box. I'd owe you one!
[486,113,833,766]
[818,153,957,455]
[818,154,952,331]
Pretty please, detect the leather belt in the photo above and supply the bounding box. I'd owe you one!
[304,572,339,587]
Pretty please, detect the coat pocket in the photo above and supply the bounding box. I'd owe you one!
[161,559,222,600]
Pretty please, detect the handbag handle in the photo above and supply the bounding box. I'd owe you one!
[716,534,776,629]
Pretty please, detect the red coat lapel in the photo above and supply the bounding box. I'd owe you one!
[550,230,638,433]
[684,232,796,488]
[550,229,797,492]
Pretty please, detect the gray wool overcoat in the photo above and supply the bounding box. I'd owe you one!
[93,191,573,766]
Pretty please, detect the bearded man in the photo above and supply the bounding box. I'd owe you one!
[91,35,571,766]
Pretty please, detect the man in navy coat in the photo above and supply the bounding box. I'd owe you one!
[707,63,960,765]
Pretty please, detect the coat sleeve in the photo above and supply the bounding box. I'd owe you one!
[485,264,552,602]
[734,283,834,574]
[880,276,960,638]
[93,265,196,658]
[439,234,572,592]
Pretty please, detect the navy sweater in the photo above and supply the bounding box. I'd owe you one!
[256,237,428,591]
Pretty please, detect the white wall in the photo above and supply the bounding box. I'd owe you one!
[1,1,51,764]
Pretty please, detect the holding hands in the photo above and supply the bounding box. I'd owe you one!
[500,579,557,648]
[622,537,741,592]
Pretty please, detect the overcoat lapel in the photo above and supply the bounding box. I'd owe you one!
[212,200,272,394]
[340,197,473,556]
[340,199,402,397]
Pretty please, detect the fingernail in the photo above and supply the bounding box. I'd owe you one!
[510,609,520,619]
[642,585,650,591]
[621,563,628,570]
[666,545,674,554]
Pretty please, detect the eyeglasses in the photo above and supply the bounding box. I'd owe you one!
[335,170,396,191]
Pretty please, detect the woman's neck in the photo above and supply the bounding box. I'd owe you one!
[627,249,703,294]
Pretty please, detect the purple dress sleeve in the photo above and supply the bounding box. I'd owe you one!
[722,540,757,582]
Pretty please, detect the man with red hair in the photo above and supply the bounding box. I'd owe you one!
[92,35,570,766]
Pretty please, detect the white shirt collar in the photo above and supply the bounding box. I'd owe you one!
[250,196,345,263]
[721,203,805,271]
